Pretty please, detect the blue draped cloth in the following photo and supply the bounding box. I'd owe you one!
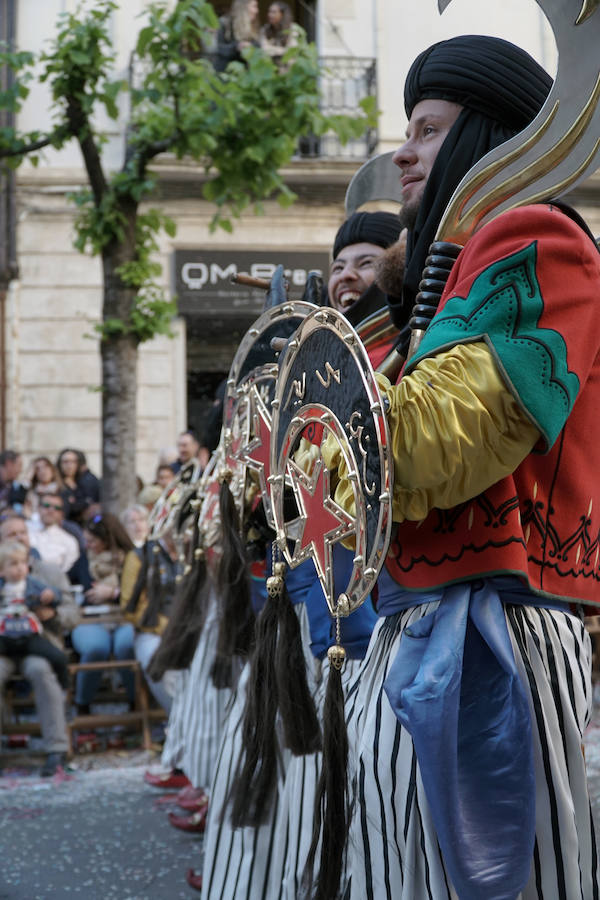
[380,571,567,900]
[303,545,378,660]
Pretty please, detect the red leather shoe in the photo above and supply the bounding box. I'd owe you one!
[168,807,208,833]
[176,785,208,812]
[144,769,191,790]
[186,869,203,892]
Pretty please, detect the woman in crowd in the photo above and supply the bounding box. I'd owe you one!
[215,0,260,72]
[259,2,300,63]
[25,456,62,525]
[70,512,136,714]
[56,448,101,525]
[120,504,150,548]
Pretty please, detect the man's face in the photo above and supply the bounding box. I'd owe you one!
[2,456,22,482]
[328,242,386,314]
[392,99,463,226]
[0,517,30,550]
[177,434,198,463]
[39,497,64,527]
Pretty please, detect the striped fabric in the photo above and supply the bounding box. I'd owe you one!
[267,607,325,900]
[160,668,189,771]
[348,601,599,900]
[203,603,326,899]
[270,655,367,899]
[201,662,291,900]
[181,591,235,790]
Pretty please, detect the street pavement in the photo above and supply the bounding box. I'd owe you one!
[3,685,600,899]
[0,751,203,899]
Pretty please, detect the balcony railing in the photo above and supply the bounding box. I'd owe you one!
[129,52,377,163]
[298,57,377,161]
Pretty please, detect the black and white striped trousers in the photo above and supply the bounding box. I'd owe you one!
[347,602,599,900]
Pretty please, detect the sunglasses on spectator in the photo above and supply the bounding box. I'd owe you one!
[40,502,63,511]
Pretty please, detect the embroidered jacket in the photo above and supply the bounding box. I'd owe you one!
[386,204,600,605]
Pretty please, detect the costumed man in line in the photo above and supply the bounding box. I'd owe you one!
[323,35,600,899]
[265,210,405,900]
[200,211,405,900]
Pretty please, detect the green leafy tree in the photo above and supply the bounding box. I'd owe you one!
[0,0,376,511]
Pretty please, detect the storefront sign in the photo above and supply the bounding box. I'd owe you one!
[174,248,330,317]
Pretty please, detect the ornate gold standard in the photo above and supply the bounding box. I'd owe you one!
[436,0,600,245]
[270,307,393,617]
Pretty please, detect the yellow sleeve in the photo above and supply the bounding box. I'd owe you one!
[386,341,540,521]
[324,342,540,523]
[293,435,321,475]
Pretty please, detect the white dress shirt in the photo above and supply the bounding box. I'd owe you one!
[29,524,80,574]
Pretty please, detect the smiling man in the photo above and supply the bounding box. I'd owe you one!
[328,210,402,320]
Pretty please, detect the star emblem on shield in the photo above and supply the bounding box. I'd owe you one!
[286,452,355,601]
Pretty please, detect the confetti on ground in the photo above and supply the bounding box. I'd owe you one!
[0,749,203,899]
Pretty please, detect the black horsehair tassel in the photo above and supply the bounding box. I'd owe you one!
[147,502,209,681]
[211,466,254,689]
[303,596,350,900]
[230,559,285,827]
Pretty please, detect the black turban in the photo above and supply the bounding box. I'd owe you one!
[333,211,402,260]
[389,35,553,329]
[404,35,552,133]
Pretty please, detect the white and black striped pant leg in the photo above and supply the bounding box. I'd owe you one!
[348,606,456,900]
[160,668,189,771]
[202,664,289,900]
[506,605,599,900]
[182,595,232,791]
[267,605,324,899]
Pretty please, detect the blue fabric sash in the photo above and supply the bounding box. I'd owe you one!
[304,545,378,660]
[382,575,567,900]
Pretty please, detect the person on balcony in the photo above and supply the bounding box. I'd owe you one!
[259,2,301,66]
[214,0,260,72]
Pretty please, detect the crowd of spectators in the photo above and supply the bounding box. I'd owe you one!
[0,434,206,776]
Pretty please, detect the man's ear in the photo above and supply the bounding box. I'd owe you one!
[373,229,407,299]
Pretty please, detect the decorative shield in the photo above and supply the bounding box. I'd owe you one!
[270,307,393,616]
[218,300,319,526]
[148,459,203,540]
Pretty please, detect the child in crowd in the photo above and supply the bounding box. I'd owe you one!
[0,541,69,688]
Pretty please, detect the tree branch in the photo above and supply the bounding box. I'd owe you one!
[66,97,107,205]
[126,137,173,180]
[0,125,70,159]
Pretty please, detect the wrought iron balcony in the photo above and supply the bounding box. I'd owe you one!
[297,56,377,161]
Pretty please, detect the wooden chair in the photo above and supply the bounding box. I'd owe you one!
[65,658,166,755]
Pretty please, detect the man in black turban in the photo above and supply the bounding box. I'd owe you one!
[387,34,553,326]
[324,33,600,900]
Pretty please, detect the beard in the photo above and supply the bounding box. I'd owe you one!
[373,236,407,299]
[398,199,419,231]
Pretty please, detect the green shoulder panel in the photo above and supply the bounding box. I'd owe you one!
[405,242,579,448]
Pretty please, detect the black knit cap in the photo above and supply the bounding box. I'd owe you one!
[333,211,402,260]
[404,34,552,132]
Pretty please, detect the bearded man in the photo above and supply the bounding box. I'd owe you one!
[326,35,600,900]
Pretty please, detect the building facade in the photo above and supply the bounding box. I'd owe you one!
[1,0,598,486]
